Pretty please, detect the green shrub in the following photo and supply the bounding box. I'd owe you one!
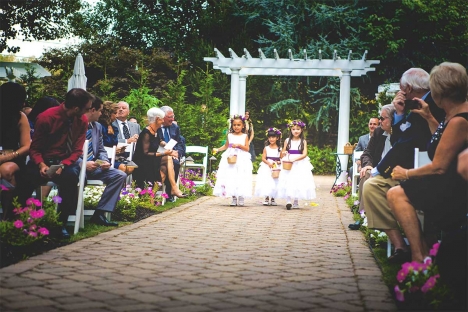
[308,145,335,175]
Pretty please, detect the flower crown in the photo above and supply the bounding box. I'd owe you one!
[265,127,281,136]
[287,120,306,129]
[230,114,246,122]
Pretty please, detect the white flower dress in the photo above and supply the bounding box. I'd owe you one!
[213,133,253,198]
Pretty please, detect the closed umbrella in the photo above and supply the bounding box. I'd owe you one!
[67,53,87,91]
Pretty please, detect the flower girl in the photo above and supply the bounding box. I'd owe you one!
[254,127,282,206]
[278,120,316,209]
[213,115,253,206]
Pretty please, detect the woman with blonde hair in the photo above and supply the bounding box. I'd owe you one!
[388,62,468,263]
[132,107,186,197]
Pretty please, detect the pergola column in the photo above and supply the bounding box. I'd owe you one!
[229,68,240,115]
[238,74,247,114]
[336,70,351,183]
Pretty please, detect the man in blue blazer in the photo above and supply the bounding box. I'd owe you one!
[83,96,127,226]
[348,117,379,177]
[157,106,186,201]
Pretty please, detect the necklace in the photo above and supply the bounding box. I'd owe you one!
[148,125,157,134]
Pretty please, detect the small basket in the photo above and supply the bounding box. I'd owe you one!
[282,161,293,170]
[343,142,357,155]
[271,168,281,179]
[227,155,237,164]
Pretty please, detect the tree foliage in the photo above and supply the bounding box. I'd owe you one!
[0,0,83,53]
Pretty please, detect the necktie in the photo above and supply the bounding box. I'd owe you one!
[66,118,73,155]
[86,123,94,161]
[164,127,170,143]
[122,122,131,139]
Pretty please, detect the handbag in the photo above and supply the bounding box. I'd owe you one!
[344,142,357,155]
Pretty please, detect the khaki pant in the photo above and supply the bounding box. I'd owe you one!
[362,174,400,229]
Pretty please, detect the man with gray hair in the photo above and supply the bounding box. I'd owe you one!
[360,68,445,263]
[113,101,141,144]
[157,106,185,202]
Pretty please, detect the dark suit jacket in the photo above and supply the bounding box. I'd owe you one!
[376,92,445,177]
[361,127,387,168]
[90,122,109,162]
[157,123,185,161]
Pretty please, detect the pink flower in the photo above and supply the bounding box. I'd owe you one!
[38,227,49,235]
[429,242,440,257]
[28,231,38,237]
[30,209,45,219]
[29,225,37,231]
[421,275,439,293]
[26,198,42,207]
[140,189,147,195]
[52,196,62,204]
[14,220,24,228]
[161,193,169,199]
[397,268,409,283]
[394,285,405,302]
[0,184,8,191]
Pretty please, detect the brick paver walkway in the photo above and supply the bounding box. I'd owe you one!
[0,175,396,311]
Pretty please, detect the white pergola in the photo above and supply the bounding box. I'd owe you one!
[204,48,379,183]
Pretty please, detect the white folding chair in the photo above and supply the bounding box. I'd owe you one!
[387,148,431,257]
[351,151,364,196]
[184,146,208,185]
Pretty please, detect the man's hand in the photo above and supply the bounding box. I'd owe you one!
[392,91,406,115]
[126,134,139,143]
[99,161,111,170]
[86,161,100,172]
[359,166,372,178]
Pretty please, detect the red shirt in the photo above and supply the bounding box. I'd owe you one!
[30,104,87,166]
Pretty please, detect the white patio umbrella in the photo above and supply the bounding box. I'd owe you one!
[67,53,87,91]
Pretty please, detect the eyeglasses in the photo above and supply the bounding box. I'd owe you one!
[166,115,175,119]
[379,116,389,121]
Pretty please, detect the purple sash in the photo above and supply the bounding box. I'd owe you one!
[288,150,301,154]
[267,156,280,161]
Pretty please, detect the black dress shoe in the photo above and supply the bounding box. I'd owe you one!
[61,227,70,239]
[348,221,361,230]
[167,196,176,203]
[388,249,411,264]
[90,213,118,227]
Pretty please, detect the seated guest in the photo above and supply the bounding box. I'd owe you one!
[98,101,120,149]
[28,97,60,138]
[23,88,93,239]
[388,62,468,262]
[114,101,140,144]
[83,96,126,226]
[358,106,395,210]
[0,82,31,220]
[361,68,445,264]
[133,107,186,197]
[157,106,186,201]
[348,117,379,178]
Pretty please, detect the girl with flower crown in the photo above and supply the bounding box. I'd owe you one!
[254,127,282,206]
[278,120,316,209]
[212,115,253,206]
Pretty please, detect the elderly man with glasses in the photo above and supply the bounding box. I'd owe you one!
[359,68,445,264]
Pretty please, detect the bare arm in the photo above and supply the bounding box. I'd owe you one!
[213,135,229,153]
[392,117,468,180]
[280,139,289,158]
